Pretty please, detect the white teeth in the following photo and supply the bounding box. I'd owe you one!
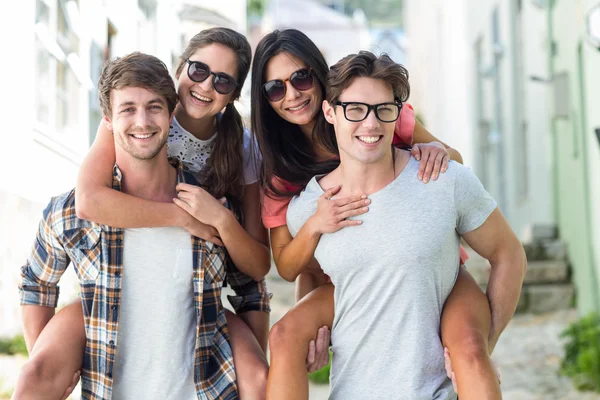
[133,133,153,139]
[357,136,381,144]
[288,100,309,111]
[191,91,212,102]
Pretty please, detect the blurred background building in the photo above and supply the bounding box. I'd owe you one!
[404,0,600,315]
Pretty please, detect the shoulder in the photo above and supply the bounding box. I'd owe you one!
[45,189,97,235]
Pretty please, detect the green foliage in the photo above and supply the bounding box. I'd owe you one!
[0,335,28,356]
[560,313,600,392]
[308,351,332,384]
[316,0,404,28]
[248,0,268,17]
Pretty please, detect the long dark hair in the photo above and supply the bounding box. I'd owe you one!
[251,29,339,198]
[175,27,251,215]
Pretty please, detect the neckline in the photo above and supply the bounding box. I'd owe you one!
[309,152,416,200]
[171,117,217,144]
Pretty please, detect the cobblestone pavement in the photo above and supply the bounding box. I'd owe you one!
[1,274,598,400]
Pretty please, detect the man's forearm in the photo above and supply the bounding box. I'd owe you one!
[238,311,269,352]
[486,244,527,351]
[22,305,55,354]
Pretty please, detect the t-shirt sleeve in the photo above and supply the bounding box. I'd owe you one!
[261,175,294,229]
[393,103,415,146]
[242,127,261,185]
[454,164,498,235]
[262,192,291,229]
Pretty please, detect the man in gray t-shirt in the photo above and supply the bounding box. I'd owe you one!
[281,52,525,400]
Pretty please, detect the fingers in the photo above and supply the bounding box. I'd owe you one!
[306,340,316,372]
[421,150,436,183]
[337,206,369,221]
[315,326,330,370]
[176,191,195,202]
[411,144,422,161]
[444,348,458,392]
[417,150,430,181]
[209,236,224,247]
[332,195,368,208]
[173,197,191,212]
[430,151,446,181]
[61,370,80,400]
[322,185,342,200]
[441,153,450,174]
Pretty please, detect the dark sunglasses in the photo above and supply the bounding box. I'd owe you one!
[334,101,402,123]
[185,59,239,95]
[262,68,314,102]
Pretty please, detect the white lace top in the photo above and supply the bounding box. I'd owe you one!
[167,117,260,185]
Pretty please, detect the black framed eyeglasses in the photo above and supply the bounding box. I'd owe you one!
[262,68,314,102]
[334,101,402,123]
[185,59,239,95]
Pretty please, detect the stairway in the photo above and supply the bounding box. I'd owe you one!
[464,224,574,313]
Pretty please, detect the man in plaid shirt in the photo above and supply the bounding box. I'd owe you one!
[17,52,269,399]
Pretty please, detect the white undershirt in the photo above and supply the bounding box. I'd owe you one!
[112,227,197,400]
[167,117,260,185]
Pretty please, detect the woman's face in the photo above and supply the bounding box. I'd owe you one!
[177,43,238,121]
[264,52,322,129]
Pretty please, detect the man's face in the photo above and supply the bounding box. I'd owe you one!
[323,77,397,165]
[104,86,172,160]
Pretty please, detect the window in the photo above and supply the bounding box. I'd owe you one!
[34,0,84,143]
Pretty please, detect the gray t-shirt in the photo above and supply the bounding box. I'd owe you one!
[112,227,197,399]
[287,157,497,400]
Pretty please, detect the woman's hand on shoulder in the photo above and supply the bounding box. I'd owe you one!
[410,141,450,183]
[306,185,370,236]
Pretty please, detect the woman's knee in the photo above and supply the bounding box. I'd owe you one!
[268,315,307,354]
[14,353,60,397]
[447,327,490,366]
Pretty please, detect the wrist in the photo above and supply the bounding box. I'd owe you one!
[305,216,323,238]
[214,208,235,232]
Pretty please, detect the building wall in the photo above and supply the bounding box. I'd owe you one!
[0,0,185,336]
[550,0,600,313]
[404,0,554,240]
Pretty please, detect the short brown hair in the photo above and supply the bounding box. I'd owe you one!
[326,51,410,106]
[98,52,178,117]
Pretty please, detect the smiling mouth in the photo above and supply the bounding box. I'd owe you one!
[356,135,383,144]
[130,132,156,139]
[286,99,310,111]
[191,91,213,103]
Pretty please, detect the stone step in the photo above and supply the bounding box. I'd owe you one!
[477,283,574,314]
[465,251,569,285]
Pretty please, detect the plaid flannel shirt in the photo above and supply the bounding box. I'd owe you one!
[19,159,271,400]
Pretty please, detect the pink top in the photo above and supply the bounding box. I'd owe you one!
[260,103,469,263]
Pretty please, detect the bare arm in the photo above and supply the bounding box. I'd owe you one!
[214,182,270,280]
[461,208,527,352]
[174,182,270,280]
[76,123,221,241]
[413,120,463,164]
[76,123,189,228]
[22,305,54,353]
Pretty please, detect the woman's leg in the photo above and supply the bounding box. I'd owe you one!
[12,300,86,400]
[267,283,334,400]
[441,267,501,400]
[225,309,269,400]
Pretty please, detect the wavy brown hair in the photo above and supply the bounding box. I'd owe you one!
[99,52,178,118]
[175,27,252,215]
[326,51,410,106]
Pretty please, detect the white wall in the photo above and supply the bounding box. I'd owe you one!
[404,0,555,239]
